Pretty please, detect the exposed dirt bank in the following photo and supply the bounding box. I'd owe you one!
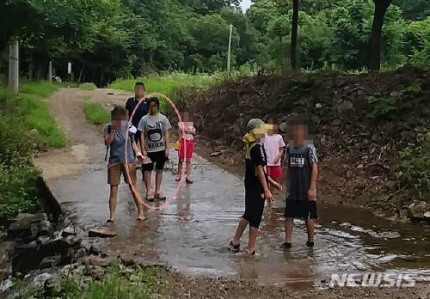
[174,65,430,220]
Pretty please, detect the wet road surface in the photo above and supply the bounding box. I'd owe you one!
[48,151,430,286]
[38,89,430,287]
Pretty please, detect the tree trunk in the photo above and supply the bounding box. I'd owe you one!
[290,0,299,71]
[368,0,393,71]
[78,61,86,83]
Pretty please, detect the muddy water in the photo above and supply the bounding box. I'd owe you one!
[47,150,430,286]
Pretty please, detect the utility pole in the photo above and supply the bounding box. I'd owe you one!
[8,41,19,93]
[48,60,53,82]
[227,24,233,73]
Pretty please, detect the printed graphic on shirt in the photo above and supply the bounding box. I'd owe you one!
[290,156,305,167]
[147,120,165,149]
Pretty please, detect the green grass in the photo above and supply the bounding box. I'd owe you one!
[110,71,247,96]
[83,99,110,125]
[10,264,170,299]
[80,82,97,90]
[19,81,63,97]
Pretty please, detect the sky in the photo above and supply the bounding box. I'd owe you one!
[240,0,252,12]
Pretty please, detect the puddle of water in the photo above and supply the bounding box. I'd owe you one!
[47,151,430,286]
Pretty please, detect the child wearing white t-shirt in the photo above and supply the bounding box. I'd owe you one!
[263,123,286,194]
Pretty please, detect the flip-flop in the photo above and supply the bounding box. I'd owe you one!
[106,219,115,224]
[146,193,155,202]
[175,176,181,181]
[186,178,193,184]
[155,193,166,200]
[136,217,147,222]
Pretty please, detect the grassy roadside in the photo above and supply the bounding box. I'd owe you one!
[0,82,66,222]
[83,99,110,125]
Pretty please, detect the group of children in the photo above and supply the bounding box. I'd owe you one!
[229,117,318,255]
[103,82,196,223]
[103,82,319,254]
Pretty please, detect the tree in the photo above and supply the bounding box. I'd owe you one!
[290,0,299,70]
[368,0,393,71]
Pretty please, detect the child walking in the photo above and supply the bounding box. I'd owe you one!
[263,122,286,195]
[228,119,282,255]
[282,117,319,249]
[176,112,196,183]
[103,106,145,223]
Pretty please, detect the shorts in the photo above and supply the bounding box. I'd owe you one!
[284,200,318,219]
[142,150,168,171]
[108,163,137,185]
[267,166,283,180]
[242,187,265,228]
[178,139,194,159]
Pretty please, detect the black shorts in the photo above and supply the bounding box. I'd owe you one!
[285,200,318,219]
[142,150,168,171]
[242,187,265,228]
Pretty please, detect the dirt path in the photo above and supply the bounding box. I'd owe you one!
[34,88,429,299]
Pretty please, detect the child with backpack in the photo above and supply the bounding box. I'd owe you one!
[281,117,319,249]
[103,106,145,223]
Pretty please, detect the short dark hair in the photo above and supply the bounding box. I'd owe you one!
[147,96,160,108]
[288,115,308,126]
[134,82,145,88]
[111,105,127,119]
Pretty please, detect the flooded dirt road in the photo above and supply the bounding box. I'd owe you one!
[36,89,430,290]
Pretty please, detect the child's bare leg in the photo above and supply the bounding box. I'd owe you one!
[285,218,294,243]
[232,218,248,245]
[186,159,192,181]
[155,169,163,194]
[144,170,152,196]
[176,158,183,180]
[128,183,144,219]
[247,226,258,253]
[109,185,119,221]
[305,219,315,242]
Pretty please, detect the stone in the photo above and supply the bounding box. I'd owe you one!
[88,228,116,238]
[424,212,430,219]
[74,248,87,259]
[408,200,429,219]
[210,151,222,157]
[39,255,62,269]
[33,273,52,288]
[61,227,76,237]
[88,256,110,267]
[8,213,48,239]
[37,235,51,244]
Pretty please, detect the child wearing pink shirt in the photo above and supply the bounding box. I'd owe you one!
[263,123,286,194]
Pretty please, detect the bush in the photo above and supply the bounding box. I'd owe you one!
[0,83,65,221]
[80,82,97,90]
[397,143,430,200]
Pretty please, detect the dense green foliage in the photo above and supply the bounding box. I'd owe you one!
[1,0,430,85]
[0,83,65,222]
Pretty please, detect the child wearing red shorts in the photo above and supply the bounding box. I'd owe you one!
[263,123,286,194]
[176,112,196,184]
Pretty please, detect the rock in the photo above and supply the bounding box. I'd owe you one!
[278,122,287,133]
[39,255,62,269]
[37,235,51,244]
[74,248,87,259]
[33,273,52,288]
[408,200,429,219]
[88,228,116,238]
[29,129,40,136]
[424,212,430,219]
[61,227,76,237]
[210,151,222,157]
[8,213,48,238]
[88,256,110,267]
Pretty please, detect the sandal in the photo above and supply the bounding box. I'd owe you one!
[136,217,147,222]
[186,177,193,184]
[175,175,181,182]
[155,193,166,200]
[106,219,115,224]
[146,193,155,202]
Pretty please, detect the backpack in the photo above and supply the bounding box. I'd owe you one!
[104,124,136,162]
